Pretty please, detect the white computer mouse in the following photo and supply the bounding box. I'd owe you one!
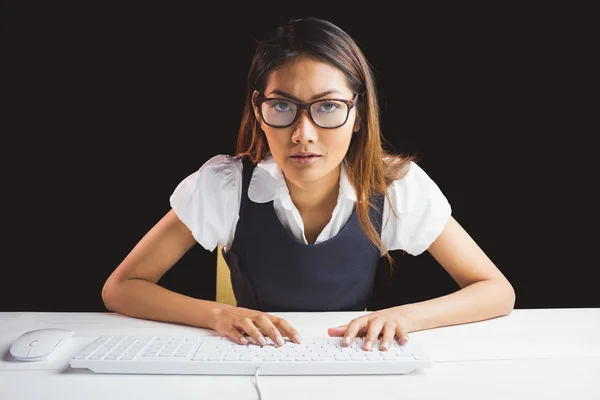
[9,328,74,361]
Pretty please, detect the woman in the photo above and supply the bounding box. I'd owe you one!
[102,17,515,352]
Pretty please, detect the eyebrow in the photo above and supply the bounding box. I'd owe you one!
[267,89,343,102]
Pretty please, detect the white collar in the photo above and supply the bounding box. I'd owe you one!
[247,155,357,210]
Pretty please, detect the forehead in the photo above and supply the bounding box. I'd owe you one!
[265,56,352,99]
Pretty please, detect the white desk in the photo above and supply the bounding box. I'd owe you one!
[1,309,599,399]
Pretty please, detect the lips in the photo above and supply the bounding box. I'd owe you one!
[290,152,321,158]
[289,152,321,165]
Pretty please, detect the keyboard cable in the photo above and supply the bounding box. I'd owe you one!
[254,367,264,400]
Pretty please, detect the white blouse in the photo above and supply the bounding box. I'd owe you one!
[169,154,452,257]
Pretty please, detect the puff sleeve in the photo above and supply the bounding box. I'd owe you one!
[381,161,452,256]
[169,154,242,252]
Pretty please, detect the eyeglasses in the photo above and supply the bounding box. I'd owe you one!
[255,93,359,129]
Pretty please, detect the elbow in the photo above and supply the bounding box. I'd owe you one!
[501,280,516,316]
[101,280,119,312]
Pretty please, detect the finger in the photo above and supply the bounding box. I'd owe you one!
[275,318,302,344]
[327,324,348,337]
[379,323,397,351]
[256,315,286,347]
[362,317,385,351]
[395,326,409,346]
[251,324,267,338]
[236,317,267,346]
[342,318,366,347]
[226,327,248,345]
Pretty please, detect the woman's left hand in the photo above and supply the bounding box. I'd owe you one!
[327,308,410,351]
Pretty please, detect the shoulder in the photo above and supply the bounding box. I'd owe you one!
[169,154,243,214]
[386,161,448,214]
[382,160,452,255]
[173,155,242,192]
[199,154,243,178]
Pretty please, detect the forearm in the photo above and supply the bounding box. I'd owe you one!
[102,279,234,331]
[396,279,516,333]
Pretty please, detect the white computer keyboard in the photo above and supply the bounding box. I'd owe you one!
[69,334,432,375]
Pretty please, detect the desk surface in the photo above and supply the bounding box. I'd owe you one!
[1,309,599,400]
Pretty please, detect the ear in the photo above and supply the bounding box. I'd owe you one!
[353,114,361,133]
[251,90,261,122]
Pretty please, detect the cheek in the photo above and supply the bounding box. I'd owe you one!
[325,131,353,157]
[263,130,287,156]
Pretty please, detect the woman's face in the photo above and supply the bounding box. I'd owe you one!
[253,56,358,186]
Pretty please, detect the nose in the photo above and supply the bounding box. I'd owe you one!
[291,110,318,144]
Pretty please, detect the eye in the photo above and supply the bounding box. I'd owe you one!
[317,102,340,113]
[272,101,293,112]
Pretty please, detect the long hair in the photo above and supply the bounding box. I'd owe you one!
[235,17,417,268]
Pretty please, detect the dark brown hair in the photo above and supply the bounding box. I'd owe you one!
[236,17,417,267]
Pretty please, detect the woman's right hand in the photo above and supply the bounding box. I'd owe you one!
[210,306,302,347]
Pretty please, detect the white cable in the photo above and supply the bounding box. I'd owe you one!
[254,367,263,400]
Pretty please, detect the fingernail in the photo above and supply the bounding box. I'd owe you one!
[364,340,372,351]
[240,337,248,345]
[293,333,302,343]
[258,336,267,346]
[381,341,390,351]
[401,335,409,344]
[342,337,350,346]
[276,336,285,347]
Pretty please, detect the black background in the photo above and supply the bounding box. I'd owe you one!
[2,3,596,312]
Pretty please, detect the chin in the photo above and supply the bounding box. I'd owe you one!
[282,161,333,184]
[283,168,323,183]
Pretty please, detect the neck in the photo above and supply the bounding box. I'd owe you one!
[285,166,341,213]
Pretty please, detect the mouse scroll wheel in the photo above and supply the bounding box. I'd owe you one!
[29,340,39,347]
